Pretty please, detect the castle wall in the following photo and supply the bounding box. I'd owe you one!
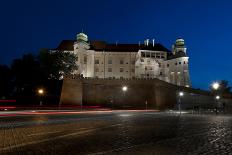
[60,77,179,109]
[60,77,232,110]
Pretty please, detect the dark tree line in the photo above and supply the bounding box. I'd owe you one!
[0,49,77,106]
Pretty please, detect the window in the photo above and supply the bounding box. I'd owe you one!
[184,61,186,64]
[95,67,99,72]
[108,59,112,64]
[160,72,163,75]
[120,59,124,64]
[175,62,177,65]
[95,59,99,64]
[179,62,181,65]
[151,53,156,58]
[131,68,135,72]
[108,68,112,72]
[145,52,151,58]
[120,68,124,72]
[84,56,87,64]
[141,52,145,57]
[167,64,169,67]
[131,60,135,64]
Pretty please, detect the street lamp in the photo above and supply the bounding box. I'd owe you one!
[122,86,128,92]
[212,82,220,90]
[211,82,221,114]
[215,95,220,114]
[122,86,127,109]
[178,91,184,115]
[38,88,44,106]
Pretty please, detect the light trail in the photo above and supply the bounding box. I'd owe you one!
[0,109,160,117]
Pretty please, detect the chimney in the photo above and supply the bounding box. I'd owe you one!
[147,39,149,46]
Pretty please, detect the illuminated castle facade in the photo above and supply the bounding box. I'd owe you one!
[54,33,191,87]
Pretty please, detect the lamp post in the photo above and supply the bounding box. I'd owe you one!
[38,88,44,106]
[122,86,127,109]
[145,100,148,111]
[178,91,184,115]
[211,82,220,114]
[215,95,220,114]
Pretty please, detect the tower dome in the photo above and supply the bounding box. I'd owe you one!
[175,38,185,46]
[77,33,88,42]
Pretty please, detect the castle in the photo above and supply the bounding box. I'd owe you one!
[54,33,191,87]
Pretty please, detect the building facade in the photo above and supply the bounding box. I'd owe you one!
[54,32,191,87]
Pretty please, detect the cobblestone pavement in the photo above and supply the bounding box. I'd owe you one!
[0,111,232,155]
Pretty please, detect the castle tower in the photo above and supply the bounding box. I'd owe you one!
[172,38,187,55]
[74,32,94,77]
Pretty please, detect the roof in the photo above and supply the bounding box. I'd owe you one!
[54,40,187,59]
[55,40,75,51]
[55,40,171,52]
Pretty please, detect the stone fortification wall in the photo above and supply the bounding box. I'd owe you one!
[60,76,232,110]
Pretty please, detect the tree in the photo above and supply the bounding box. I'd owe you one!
[0,65,12,99]
[39,49,78,80]
[11,54,42,104]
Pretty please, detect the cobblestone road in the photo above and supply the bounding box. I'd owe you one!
[0,111,232,155]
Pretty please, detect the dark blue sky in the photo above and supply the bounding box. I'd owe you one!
[0,0,231,90]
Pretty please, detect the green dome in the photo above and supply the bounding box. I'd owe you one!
[175,38,185,46]
[77,33,88,42]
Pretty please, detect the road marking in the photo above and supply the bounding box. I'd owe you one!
[0,123,122,152]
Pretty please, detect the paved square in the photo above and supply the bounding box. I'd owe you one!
[0,111,232,155]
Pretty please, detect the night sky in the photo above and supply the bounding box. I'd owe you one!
[0,0,231,90]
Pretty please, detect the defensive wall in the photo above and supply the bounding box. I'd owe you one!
[60,76,232,110]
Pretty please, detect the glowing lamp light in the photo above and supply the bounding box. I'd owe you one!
[215,95,220,100]
[179,92,184,97]
[212,82,220,90]
[122,86,128,92]
[38,89,44,95]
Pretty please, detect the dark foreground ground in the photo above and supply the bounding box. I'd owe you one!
[0,110,232,155]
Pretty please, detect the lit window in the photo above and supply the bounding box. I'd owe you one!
[108,68,112,72]
[120,68,124,72]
